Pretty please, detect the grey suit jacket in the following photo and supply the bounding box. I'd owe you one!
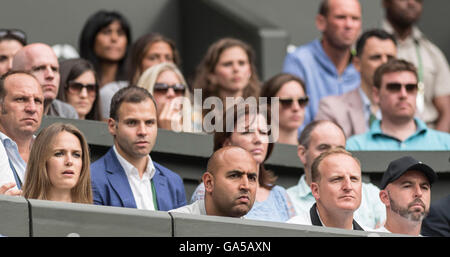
[47,99,79,119]
[314,88,367,138]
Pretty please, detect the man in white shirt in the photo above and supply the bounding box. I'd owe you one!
[0,70,44,195]
[288,148,366,231]
[374,156,437,236]
[171,146,258,218]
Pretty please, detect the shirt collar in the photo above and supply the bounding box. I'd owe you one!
[370,118,428,137]
[382,18,423,42]
[113,145,156,180]
[0,131,35,148]
[296,174,312,198]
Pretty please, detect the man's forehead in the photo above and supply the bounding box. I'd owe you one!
[118,100,156,119]
[310,123,345,146]
[382,71,417,84]
[5,73,41,90]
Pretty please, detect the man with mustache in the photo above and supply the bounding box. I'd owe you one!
[347,59,450,150]
[288,148,366,230]
[12,43,78,119]
[0,71,43,195]
[90,86,186,211]
[170,146,258,218]
[374,156,437,236]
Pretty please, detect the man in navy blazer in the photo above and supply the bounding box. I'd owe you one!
[90,86,186,211]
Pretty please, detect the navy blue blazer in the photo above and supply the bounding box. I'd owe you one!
[90,148,187,211]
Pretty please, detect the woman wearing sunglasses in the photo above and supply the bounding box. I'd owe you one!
[190,102,296,222]
[261,73,308,145]
[136,62,201,132]
[58,58,101,121]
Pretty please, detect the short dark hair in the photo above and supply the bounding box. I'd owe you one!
[0,70,36,103]
[109,86,157,121]
[298,120,345,147]
[373,59,418,88]
[79,10,132,81]
[311,148,360,182]
[356,29,397,57]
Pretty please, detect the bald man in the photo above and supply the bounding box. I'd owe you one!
[170,146,258,218]
[12,43,78,119]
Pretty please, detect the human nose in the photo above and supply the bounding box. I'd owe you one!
[44,66,55,79]
[136,122,148,136]
[413,184,423,198]
[166,87,176,98]
[239,176,250,191]
[24,100,37,113]
[342,177,353,191]
[79,87,88,98]
[65,153,73,166]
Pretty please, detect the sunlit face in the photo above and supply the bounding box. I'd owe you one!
[141,41,174,72]
[311,153,362,213]
[373,71,417,122]
[212,46,251,95]
[46,131,83,192]
[0,39,23,76]
[65,70,97,119]
[224,113,269,165]
[355,37,397,88]
[108,99,158,162]
[153,69,185,117]
[0,73,44,138]
[26,45,60,101]
[94,20,128,62]
[382,170,431,222]
[275,80,307,131]
[204,148,258,217]
[318,0,362,50]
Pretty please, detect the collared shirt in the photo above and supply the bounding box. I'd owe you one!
[0,131,30,187]
[169,199,207,215]
[382,19,450,125]
[113,145,156,210]
[346,118,450,150]
[371,226,422,236]
[286,175,386,229]
[283,39,361,133]
[358,87,382,130]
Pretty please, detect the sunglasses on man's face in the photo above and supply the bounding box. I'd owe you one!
[385,83,418,93]
[0,29,27,45]
[153,83,186,94]
[67,81,97,96]
[279,96,309,108]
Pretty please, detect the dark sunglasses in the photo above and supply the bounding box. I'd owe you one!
[0,29,27,45]
[385,83,418,93]
[67,81,97,96]
[279,96,309,108]
[153,83,186,94]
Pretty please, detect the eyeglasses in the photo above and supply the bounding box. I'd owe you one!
[153,83,186,94]
[279,96,309,108]
[67,81,97,96]
[0,29,27,45]
[385,83,418,93]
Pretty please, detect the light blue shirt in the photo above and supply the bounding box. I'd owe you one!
[190,183,296,222]
[283,39,361,133]
[346,118,450,150]
[286,175,386,229]
[0,132,28,183]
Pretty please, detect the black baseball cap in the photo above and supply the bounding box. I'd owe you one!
[380,156,437,189]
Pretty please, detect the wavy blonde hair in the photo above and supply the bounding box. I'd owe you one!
[22,123,93,204]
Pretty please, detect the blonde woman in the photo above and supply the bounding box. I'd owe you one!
[137,62,201,132]
[22,123,93,204]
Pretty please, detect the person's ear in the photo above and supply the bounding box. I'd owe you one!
[316,14,327,32]
[297,144,307,166]
[108,118,117,137]
[203,172,214,193]
[311,182,320,200]
[379,189,390,207]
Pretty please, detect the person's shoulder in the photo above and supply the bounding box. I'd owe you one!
[346,132,370,150]
[288,40,318,58]
[286,210,310,225]
[90,148,113,169]
[52,99,78,118]
[154,161,183,180]
[100,80,129,94]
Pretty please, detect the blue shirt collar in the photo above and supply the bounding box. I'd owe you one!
[370,118,428,138]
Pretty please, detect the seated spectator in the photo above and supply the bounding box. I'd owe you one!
[22,123,92,204]
[315,29,397,138]
[136,62,201,132]
[0,71,44,195]
[90,86,186,211]
[58,58,101,121]
[170,146,258,218]
[190,102,296,222]
[79,10,131,88]
[421,194,450,237]
[288,148,366,231]
[347,59,450,150]
[282,0,362,133]
[0,29,26,76]
[12,43,78,119]
[374,156,437,236]
[192,37,261,120]
[287,120,385,229]
[100,33,180,120]
[260,73,308,145]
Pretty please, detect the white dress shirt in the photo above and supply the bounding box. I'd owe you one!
[0,132,30,189]
[113,146,156,210]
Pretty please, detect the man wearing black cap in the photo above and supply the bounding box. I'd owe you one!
[375,156,437,236]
